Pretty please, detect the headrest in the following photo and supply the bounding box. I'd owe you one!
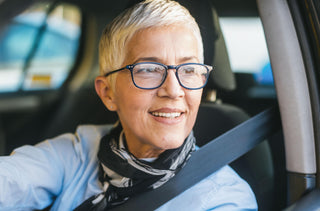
[178,0,236,92]
[208,7,236,91]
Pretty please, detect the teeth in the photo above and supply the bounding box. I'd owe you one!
[151,112,181,118]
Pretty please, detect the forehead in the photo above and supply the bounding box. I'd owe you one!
[123,25,200,64]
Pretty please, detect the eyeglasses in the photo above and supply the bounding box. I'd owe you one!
[104,62,213,90]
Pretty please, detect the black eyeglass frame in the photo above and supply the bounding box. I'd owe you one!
[104,62,213,90]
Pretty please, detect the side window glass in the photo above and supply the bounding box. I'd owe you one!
[220,17,274,86]
[0,3,81,92]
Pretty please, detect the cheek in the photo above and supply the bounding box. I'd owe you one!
[187,90,202,112]
[114,81,155,115]
[186,90,202,125]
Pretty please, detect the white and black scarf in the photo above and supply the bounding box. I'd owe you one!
[74,122,195,210]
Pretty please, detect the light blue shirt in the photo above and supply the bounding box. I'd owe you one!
[0,125,257,211]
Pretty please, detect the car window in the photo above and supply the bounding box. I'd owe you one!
[220,17,273,86]
[0,3,81,92]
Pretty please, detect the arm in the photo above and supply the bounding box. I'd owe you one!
[0,135,75,210]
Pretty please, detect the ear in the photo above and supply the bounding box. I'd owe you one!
[95,76,118,111]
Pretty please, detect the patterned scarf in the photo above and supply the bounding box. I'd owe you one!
[74,122,195,210]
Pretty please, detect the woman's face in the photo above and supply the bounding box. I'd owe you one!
[107,25,202,158]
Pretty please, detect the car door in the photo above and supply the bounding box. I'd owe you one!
[258,0,320,209]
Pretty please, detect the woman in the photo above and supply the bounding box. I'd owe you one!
[0,0,257,210]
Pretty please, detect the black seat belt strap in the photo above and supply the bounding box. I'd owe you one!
[111,106,281,211]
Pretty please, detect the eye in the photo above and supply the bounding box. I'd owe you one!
[184,67,195,74]
[136,67,155,73]
[180,66,196,74]
[134,64,164,74]
[179,65,208,76]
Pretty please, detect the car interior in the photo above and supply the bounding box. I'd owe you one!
[2,0,318,210]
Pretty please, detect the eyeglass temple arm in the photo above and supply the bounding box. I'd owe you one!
[104,67,127,77]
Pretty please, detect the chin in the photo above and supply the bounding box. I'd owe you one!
[159,137,186,150]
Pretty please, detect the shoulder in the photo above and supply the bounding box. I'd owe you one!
[4,124,113,177]
[159,165,257,211]
[52,124,112,147]
[42,124,112,159]
[37,124,113,182]
[198,165,258,210]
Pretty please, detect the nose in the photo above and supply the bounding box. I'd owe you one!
[157,69,185,99]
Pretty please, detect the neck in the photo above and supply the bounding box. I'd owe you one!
[128,142,165,158]
[121,132,164,158]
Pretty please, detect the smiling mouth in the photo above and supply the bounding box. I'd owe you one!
[151,112,182,118]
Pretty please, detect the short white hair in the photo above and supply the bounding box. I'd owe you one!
[99,0,204,87]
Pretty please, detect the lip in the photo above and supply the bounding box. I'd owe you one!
[149,107,185,125]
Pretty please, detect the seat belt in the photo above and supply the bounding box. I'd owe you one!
[111,106,282,211]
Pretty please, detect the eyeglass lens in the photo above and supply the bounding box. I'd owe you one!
[131,63,209,89]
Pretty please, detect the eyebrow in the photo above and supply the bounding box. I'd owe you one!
[133,56,199,64]
[133,57,159,63]
[179,56,199,63]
